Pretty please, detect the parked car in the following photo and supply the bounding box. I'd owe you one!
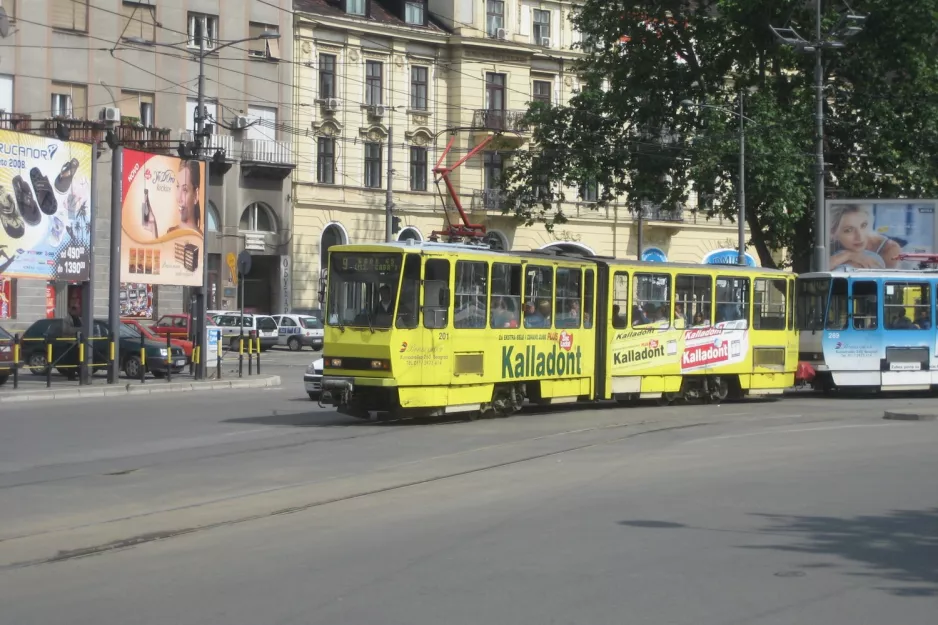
[0,325,13,386]
[20,318,187,379]
[304,357,323,400]
[150,313,216,341]
[272,314,324,351]
[123,318,194,360]
[213,313,279,351]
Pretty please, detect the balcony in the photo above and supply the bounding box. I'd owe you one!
[40,118,105,144]
[0,112,31,132]
[471,188,508,212]
[240,139,295,180]
[632,204,685,225]
[113,125,172,153]
[472,109,530,135]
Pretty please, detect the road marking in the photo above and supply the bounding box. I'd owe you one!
[683,422,896,444]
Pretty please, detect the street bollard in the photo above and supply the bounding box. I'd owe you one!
[238,336,244,378]
[165,332,172,383]
[77,332,85,386]
[216,336,222,380]
[256,337,261,375]
[85,334,94,386]
[12,333,20,389]
[45,337,52,388]
[139,333,146,384]
[109,334,117,384]
[248,333,254,376]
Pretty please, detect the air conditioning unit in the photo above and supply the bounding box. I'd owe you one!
[323,98,339,112]
[496,28,508,40]
[541,37,552,48]
[99,107,121,123]
[369,104,386,118]
[233,115,250,129]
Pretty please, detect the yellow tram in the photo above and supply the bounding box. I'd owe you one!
[319,242,797,418]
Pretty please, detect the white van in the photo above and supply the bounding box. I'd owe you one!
[272,314,324,351]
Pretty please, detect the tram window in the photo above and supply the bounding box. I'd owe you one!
[524,266,554,328]
[612,272,629,328]
[423,258,450,329]
[754,279,787,330]
[715,276,750,328]
[455,261,488,329]
[795,278,830,331]
[632,273,671,327]
[852,281,878,330]
[490,263,522,328]
[884,282,930,330]
[676,274,712,328]
[396,255,420,329]
[555,268,582,328]
[825,278,848,330]
[584,270,594,328]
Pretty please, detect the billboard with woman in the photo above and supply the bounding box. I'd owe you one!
[119,149,205,286]
[827,200,937,270]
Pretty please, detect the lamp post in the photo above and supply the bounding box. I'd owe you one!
[682,93,755,266]
[123,28,280,379]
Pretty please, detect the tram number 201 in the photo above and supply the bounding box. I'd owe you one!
[438,332,449,341]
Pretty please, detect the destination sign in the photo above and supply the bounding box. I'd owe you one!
[335,253,402,274]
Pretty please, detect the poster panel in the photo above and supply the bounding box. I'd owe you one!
[0,130,93,281]
[119,149,205,286]
[120,282,154,318]
[0,277,11,318]
[826,199,937,270]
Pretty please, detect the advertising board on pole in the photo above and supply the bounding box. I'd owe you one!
[826,199,937,270]
[120,282,154,318]
[0,129,93,281]
[119,149,206,286]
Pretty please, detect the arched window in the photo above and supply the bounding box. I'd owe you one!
[239,202,276,232]
[206,201,220,233]
[538,241,596,256]
[397,226,422,242]
[320,222,349,270]
[485,230,509,251]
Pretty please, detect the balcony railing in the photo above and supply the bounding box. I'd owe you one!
[0,112,31,131]
[241,139,293,165]
[471,188,508,211]
[472,109,529,133]
[40,118,105,143]
[203,133,233,157]
[632,204,685,223]
[114,125,172,152]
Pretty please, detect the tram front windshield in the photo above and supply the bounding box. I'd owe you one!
[795,278,831,331]
[327,252,402,328]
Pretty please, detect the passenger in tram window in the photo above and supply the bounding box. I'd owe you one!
[491,297,517,328]
[656,304,669,322]
[891,314,914,330]
[583,311,592,328]
[374,285,394,324]
[674,303,686,322]
[524,301,543,328]
[611,304,626,328]
[558,300,579,328]
[537,300,553,327]
[632,305,650,326]
[915,310,930,329]
[692,311,706,326]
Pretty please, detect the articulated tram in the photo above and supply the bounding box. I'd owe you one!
[318,241,797,419]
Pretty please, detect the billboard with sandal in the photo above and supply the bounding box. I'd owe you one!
[0,130,93,281]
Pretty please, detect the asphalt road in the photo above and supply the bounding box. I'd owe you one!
[1,387,936,624]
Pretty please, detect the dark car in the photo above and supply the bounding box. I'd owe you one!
[0,325,13,386]
[20,318,187,379]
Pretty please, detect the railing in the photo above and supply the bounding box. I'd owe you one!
[203,133,234,157]
[472,109,529,133]
[40,118,105,143]
[0,111,31,131]
[471,188,508,211]
[241,139,293,165]
[632,204,685,222]
[114,125,172,152]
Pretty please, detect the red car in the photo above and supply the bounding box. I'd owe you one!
[150,313,215,342]
[123,319,194,359]
[0,325,13,386]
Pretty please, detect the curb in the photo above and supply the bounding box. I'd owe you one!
[883,411,937,422]
[0,375,281,403]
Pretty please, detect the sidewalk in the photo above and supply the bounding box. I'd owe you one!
[0,374,281,403]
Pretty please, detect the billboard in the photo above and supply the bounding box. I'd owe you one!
[119,149,205,286]
[827,200,937,270]
[0,130,93,281]
[120,282,153,318]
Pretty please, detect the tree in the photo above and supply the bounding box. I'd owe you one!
[500,0,938,271]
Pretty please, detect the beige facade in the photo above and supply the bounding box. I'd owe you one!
[290,0,752,311]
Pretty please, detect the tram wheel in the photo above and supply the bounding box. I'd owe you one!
[709,377,729,403]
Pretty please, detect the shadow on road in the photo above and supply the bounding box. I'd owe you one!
[745,509,938,596]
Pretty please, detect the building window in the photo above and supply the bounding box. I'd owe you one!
[483,152,502,190]
[365,61,383,106]
[319,54,336,99]
[119,90,154,126]
[364,142,382,188]
[486,1,504,37]
[405,2,424,26]
[318,137,335,184]
[346,0,365,16]
[580,179,598,202]
[532,80,552,105]
[239,203,275,232]
[411,66,428,110]
[51,83,86,119]
[120,2,156,42]
[533,9,551,45]
[248,23,280,60]
[187,13,218,50]
[410,146,427,191]
[246,105,277,142]
[0,75,13,113]
[51,0,88,32]
[206,202,220,233]
[185,98,217,133]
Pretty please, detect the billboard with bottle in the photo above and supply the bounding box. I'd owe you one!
[0,130,93,281]
[826,199,937,270]
[119,149,205,286]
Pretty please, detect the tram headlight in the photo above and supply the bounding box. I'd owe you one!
[370,359,390,370]
[325,357,342,368]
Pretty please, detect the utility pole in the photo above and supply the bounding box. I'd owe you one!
[108,147,123,384]
[194,21,207,380]
[738,90,746,266]
[636,206,643,261]
[812,0,825,273]
[385,125,394,242]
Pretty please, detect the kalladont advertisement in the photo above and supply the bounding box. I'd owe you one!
[610,321,750,375]
[119,149,205,286]
[0,130,93,281]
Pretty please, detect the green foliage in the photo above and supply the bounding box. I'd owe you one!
[500,0,938,271]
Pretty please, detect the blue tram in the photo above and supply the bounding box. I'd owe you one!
[797,270,938,391]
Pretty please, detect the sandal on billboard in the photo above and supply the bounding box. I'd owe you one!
[30,167,58,215]
[13,175,41,226]
[54,158,80,194]
[0,185,25,238]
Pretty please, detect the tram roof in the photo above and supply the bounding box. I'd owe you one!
[800,269,938,280]
[329,241,790,274]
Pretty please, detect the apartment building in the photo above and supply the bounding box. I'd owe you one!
[290,0,753,311]
[0,0,295,329]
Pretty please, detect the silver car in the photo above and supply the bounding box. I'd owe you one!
[304,357,323,400]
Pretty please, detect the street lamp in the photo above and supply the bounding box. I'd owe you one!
[681,93,756,266]
[122,28,280,379]
[771,4,865,272]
